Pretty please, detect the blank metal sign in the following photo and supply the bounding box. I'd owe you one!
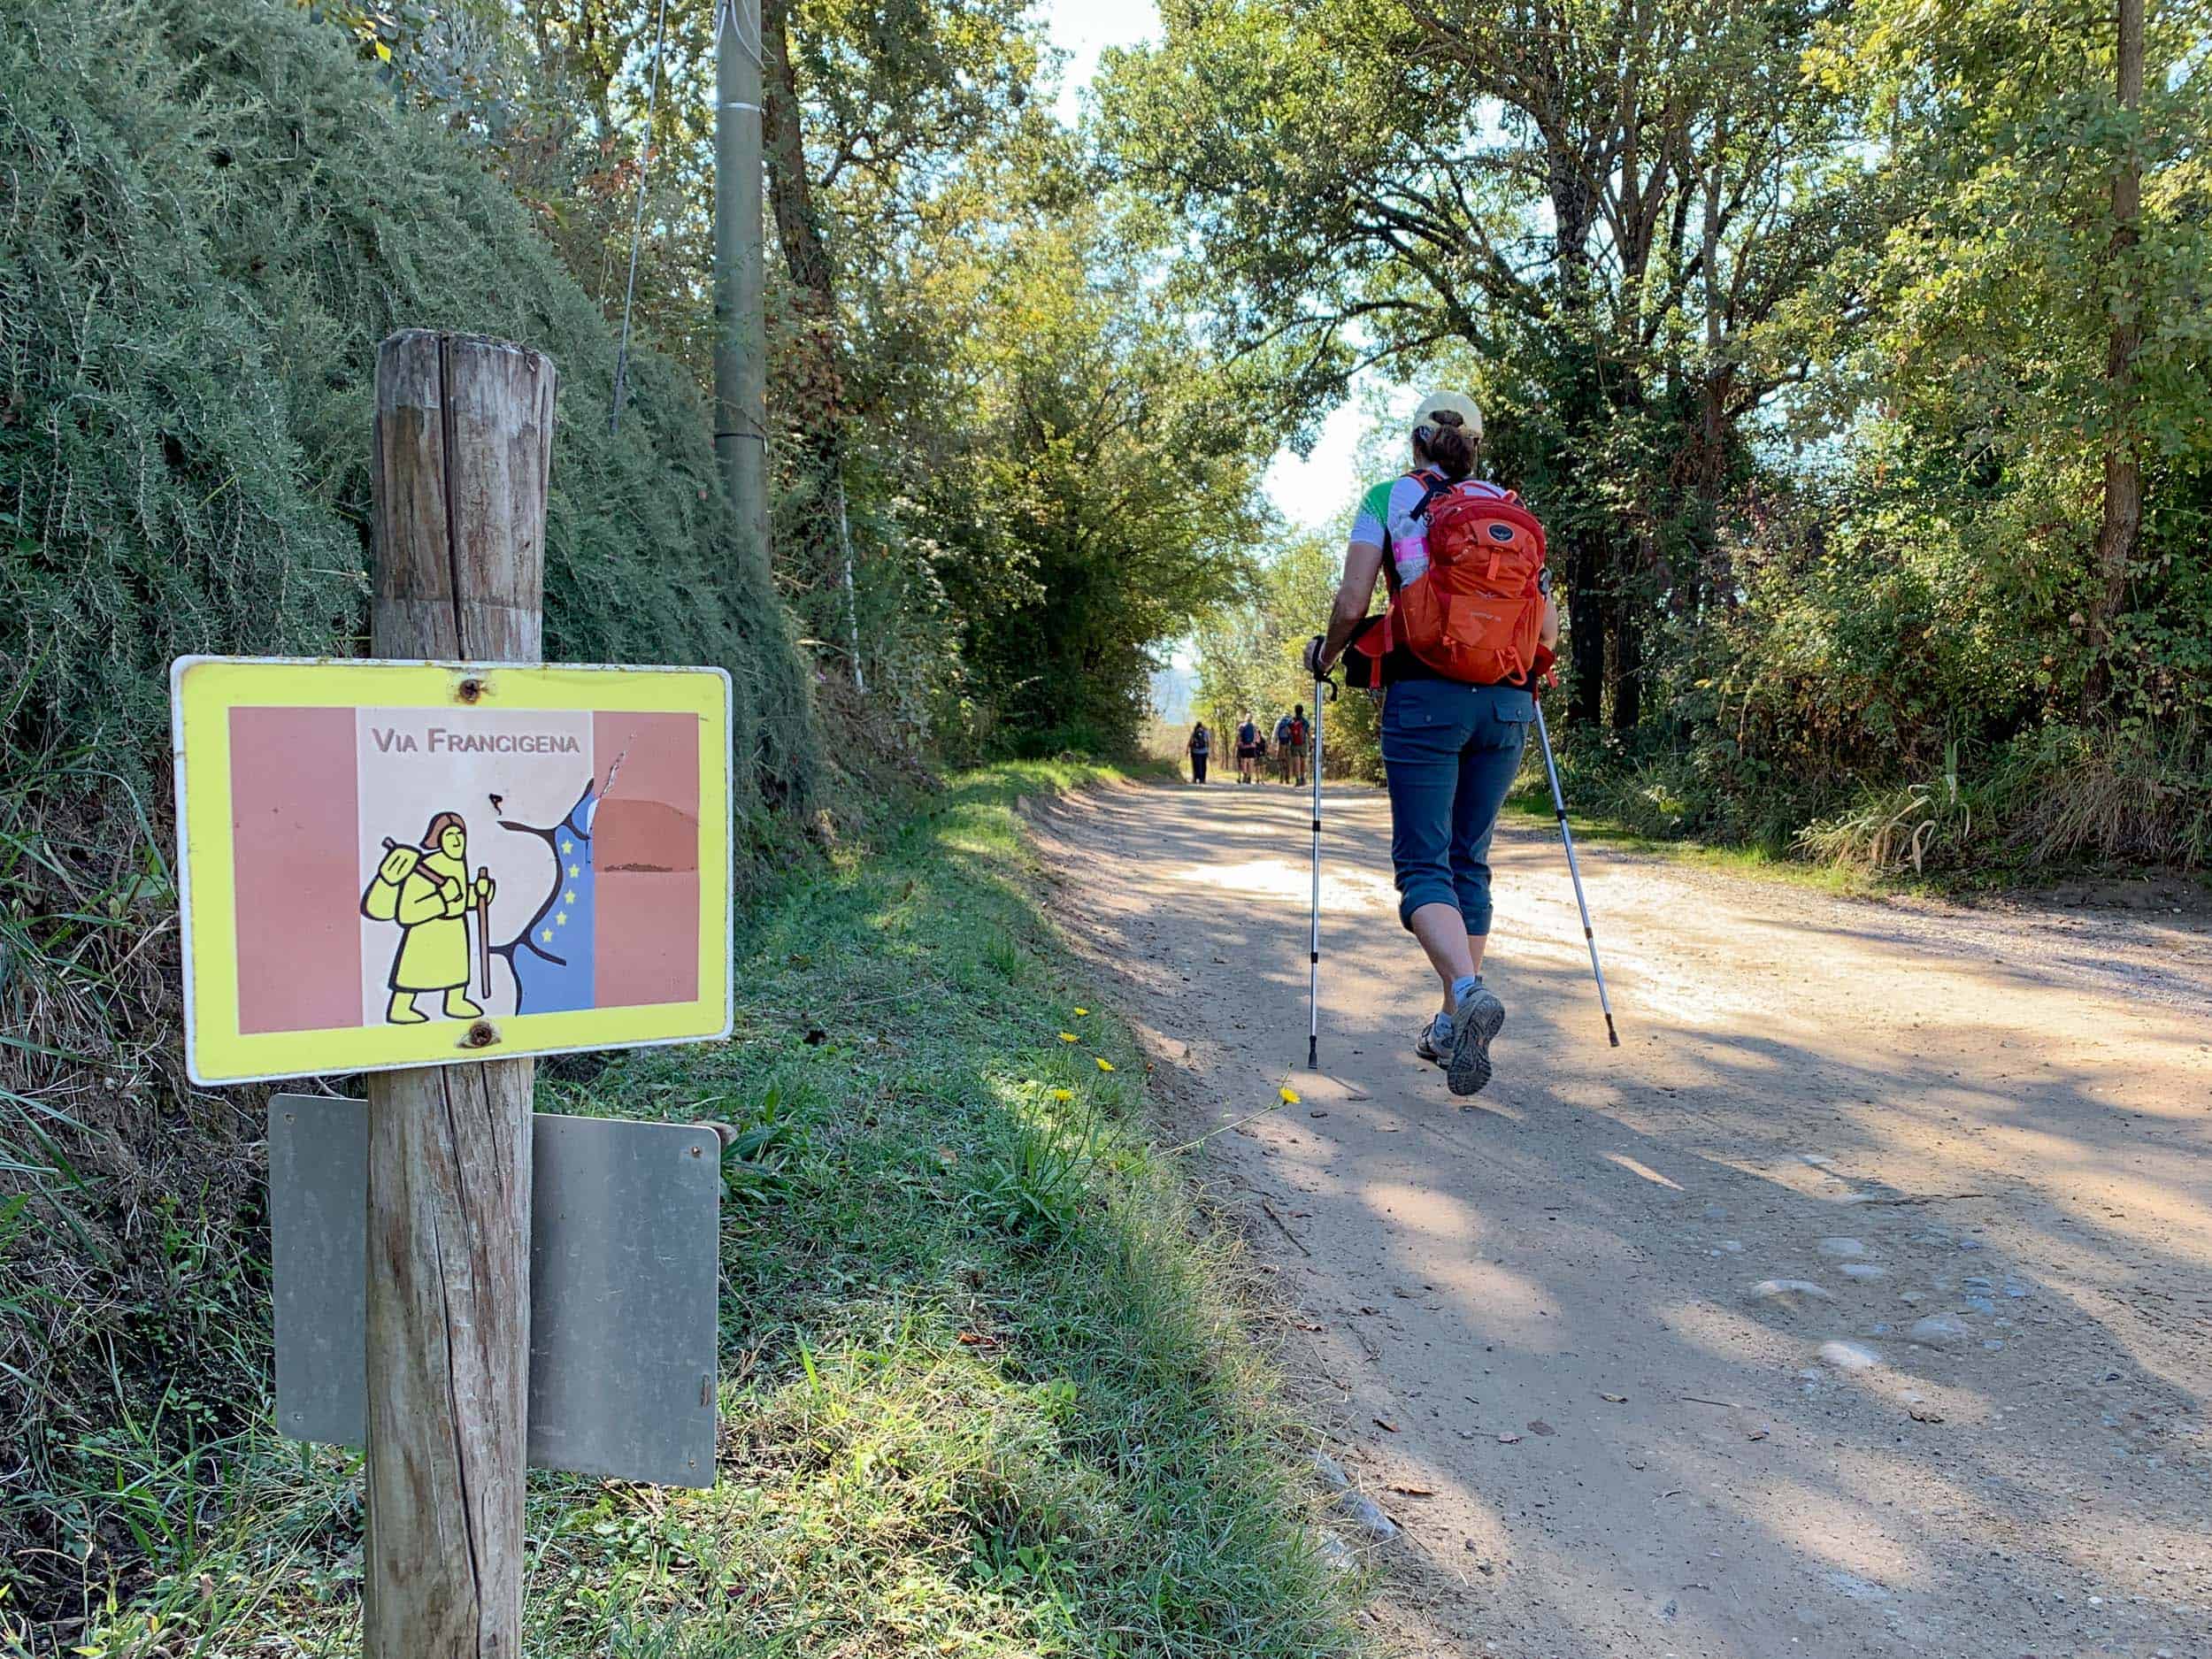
[269,1094,720,1487]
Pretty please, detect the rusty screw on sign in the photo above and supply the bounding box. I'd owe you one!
[463,1020,500,1049]
[456,675,486,703]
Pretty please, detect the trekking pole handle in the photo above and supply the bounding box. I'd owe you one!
[1305,635,1340,701]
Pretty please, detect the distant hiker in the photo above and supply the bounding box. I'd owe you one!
[1285,703,1310,787]
[1187,720,1212,783]
[1305,390,1556,1096]
[1236,712,1262,783]
[1272,710,1296,782]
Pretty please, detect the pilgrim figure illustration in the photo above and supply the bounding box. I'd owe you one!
[360,810,496,1024]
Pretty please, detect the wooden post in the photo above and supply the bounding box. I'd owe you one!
[364,330,555,1659]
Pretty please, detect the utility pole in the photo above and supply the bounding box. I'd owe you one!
[715,0,769,580]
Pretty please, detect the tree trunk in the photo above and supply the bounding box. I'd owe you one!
[1610,596,1642,738]
[2084,0,2146,716]
[761,0,864,690]
[1568,534,1609,729]
[760,0,834,304]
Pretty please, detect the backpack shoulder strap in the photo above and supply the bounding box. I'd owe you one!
[1406,467,1453,523]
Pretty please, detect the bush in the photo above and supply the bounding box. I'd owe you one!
[0,0,828,1609]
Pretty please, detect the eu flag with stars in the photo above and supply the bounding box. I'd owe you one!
[504,786,598,1014]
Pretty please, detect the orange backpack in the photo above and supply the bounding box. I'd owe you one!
[1356,471,1548,687]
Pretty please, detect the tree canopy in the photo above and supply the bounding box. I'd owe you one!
[1116,0,2212,870]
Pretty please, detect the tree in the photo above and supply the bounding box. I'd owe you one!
[1806,0,2212,726]
[1102,0,1863,733]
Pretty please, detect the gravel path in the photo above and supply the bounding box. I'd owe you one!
[1030,780,2212,1659]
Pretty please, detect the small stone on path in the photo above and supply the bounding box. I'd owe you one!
[1817,1237,1869,1258]
[1746,1278,1836,1310]
[1909,1313,1972,1347]
[1337,1492,1399,1541]
[1819,1340,1881,1372]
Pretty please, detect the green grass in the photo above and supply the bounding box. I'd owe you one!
[5,764,1364,1659]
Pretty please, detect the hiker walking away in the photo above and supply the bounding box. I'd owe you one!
[1187,720,1212,784]
[1236,712,1263,783]
[1304,390,1557,1096]
[1286,704,1310,787]
[1273,710,1296,782]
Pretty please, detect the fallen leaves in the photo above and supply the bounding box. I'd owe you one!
[1374,1417,1399,1433]
[1386,1482,1435,1497]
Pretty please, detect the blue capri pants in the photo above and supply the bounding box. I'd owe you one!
[1379,678,1533,934]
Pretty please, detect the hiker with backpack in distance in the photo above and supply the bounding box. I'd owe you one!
[1273,710,1297,782]
[1235,711,1263,783]
[1303,390,1557,1097]
[1187,720,1211,784]
[1286,704,1310,787]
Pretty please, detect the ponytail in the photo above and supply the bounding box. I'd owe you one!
[1414,411,1477,481]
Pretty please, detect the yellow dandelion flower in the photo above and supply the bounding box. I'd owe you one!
[1050,1088,1073,1102]
[1095,1057,1115,1072]
[1279,1087,1300,1104]
[1073,1007,1089,1017]
[1058,1032,1079,1043]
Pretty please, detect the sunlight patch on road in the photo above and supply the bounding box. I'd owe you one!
[1171,856,1398,908]
[1601,1151,1685,1190]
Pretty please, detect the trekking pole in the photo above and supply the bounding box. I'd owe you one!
[1307,649,1337,1070]
[1532,701,1620,1047]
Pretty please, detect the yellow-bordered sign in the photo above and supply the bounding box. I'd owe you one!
[172,657,732,1086]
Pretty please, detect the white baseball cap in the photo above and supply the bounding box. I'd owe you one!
[1413,389,1483,442]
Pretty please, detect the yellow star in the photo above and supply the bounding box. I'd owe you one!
[540,928,554,944]
[568,864,580,878]
[563,889,577,905]
[560,839,573,854]
[556,911,567,926]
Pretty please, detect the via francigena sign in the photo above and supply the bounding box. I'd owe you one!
[172,658,733,1085]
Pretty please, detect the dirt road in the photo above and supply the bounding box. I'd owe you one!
[1028,779,2212,1659]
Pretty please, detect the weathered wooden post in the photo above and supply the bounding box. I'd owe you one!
[363,330,554,1658]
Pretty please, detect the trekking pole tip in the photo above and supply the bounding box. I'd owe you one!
[1307,1035,1317,1070]
[1605,1018,1621,1048]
